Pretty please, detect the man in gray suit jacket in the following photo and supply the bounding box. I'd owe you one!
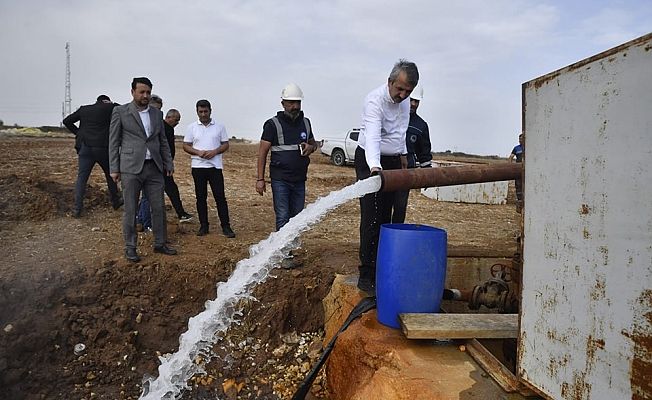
[109,77,177,262]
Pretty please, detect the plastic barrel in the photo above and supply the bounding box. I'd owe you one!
[376,223,447,329]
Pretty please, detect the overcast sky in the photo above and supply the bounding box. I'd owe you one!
[0,1,649,155]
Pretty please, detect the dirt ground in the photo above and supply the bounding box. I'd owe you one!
[0,133,519,400]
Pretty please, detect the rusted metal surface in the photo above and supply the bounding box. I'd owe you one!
[524,32,652,91]
[379,163,521,192]
[519,33,652,399]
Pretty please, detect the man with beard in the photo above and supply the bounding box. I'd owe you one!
[183,99,235,238]
[109,77,177,262]
[355,59,419,294]
[255,83,318,231]
[256,84,318,269]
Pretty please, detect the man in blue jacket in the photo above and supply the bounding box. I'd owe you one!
[255,83,319,231]
[391,84,432,223]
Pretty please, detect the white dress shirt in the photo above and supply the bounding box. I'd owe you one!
[184,119,229,169]
[138,106,152,160]
[358,83,409,170]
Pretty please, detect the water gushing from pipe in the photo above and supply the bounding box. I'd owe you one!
[140,176,381,399]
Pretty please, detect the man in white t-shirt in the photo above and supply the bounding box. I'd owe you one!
[182,99,235,238]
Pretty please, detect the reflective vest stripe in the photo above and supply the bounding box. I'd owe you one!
[271,145,298,151]
[272,117,284,146]
[270,117,311,152]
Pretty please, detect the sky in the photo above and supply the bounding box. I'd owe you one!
[0,1,649,156]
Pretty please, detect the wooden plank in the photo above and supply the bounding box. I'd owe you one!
[399,313,518,339]
[465,338,535,396]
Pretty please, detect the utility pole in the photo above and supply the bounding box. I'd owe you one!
[62,42,72,121]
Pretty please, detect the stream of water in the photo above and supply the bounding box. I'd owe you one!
[140,176,381,399]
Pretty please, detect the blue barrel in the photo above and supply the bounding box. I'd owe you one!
[376,223,447,329]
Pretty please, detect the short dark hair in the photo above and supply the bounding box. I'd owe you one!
[131,77,153,90]
[96,94,111,102]
[389,59,419,87]
[150,94,163,105]
[196,99,211,110]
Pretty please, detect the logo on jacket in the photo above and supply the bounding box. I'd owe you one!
[300,132,307,141]
[409,133,418,143]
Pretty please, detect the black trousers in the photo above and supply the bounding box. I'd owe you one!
[392,188,410,223]
[191,167,230,229]
[75,144,120,211]
[354,146,402,272]
[164,174,186,218]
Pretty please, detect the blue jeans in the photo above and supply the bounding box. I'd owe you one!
[271,179,305,231]
[137,194,151,229]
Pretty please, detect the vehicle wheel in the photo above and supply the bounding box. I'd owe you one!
[331,149,345,166]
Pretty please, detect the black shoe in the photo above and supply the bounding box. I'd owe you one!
[222,226,236,238]
[356,277,375,296]
[153,244,177,255]
[125,248,141,263]
[357,266,376,296]
[72,209,82,218]
[196,226,209,236]
[112,197,124,210]
[178,212,193,223]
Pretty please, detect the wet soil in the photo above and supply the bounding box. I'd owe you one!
[0,134,519,399]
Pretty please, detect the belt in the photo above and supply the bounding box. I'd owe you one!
[144,159,155,164]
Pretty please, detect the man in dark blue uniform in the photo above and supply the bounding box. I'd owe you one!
[256,83,318,232]
[63,94,123,217]
[391,85,432,223]
[509,133,524,202]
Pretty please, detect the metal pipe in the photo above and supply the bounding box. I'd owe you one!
[379,163,522,192]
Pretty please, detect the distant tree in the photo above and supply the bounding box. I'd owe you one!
[0,119,4,126]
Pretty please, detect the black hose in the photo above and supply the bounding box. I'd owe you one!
[291,296,377,400]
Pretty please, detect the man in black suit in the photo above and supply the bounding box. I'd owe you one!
[63,94,123,217]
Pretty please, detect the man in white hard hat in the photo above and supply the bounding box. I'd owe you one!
[355,59,419,294]
[391,84,432,223]
[256,83,319,232]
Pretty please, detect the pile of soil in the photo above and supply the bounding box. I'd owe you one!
[0,135,519,399]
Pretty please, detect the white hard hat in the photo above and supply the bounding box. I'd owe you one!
[281,83,304,100]
[410,85,424,101]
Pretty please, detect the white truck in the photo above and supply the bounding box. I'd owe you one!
[320,128,359,166]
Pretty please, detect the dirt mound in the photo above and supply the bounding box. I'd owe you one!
[0,174,108,222]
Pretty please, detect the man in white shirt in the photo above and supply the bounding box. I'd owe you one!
[183,99,235,238]
[355,59,419,294]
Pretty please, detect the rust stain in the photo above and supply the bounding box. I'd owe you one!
[561,371,592,400]
[586,335,606,363]
[580,204,591,215]
[590,277,607,301]
[583,227,591,239]
[622,290,652,400]
[598,246,609,266]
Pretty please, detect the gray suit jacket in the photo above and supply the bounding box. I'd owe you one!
[109,101,173,175]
